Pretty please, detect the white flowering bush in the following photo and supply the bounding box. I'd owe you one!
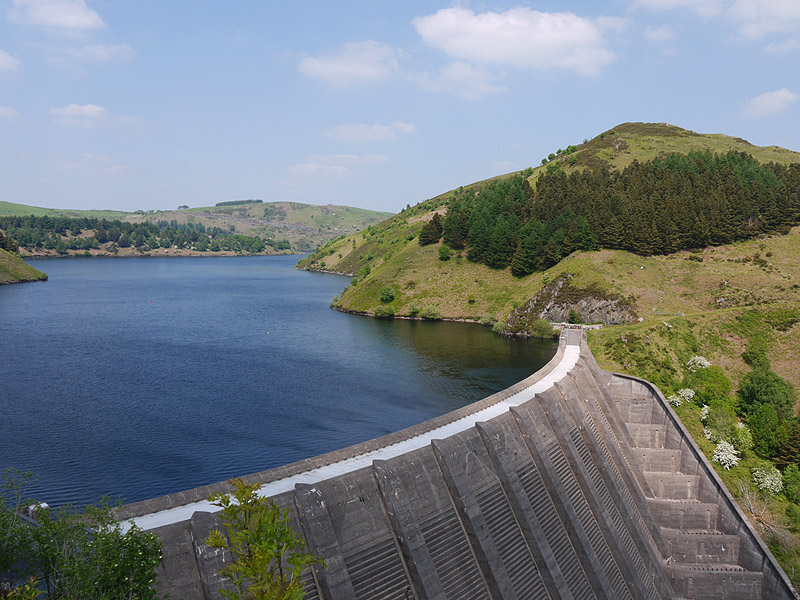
[752,465,783,494]
[668,389,695,407]
[687,355,712,372]
[700,404,710,423]
[713,441,740,470]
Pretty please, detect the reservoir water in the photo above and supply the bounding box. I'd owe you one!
[0,256,556,507]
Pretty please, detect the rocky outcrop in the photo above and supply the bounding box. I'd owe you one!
[506,273,637,334]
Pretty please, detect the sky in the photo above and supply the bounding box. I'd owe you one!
[0,0,799,214]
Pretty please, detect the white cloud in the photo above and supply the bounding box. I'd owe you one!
[412,7,616,76]
[417,61,505,99]
[645,24,677,42]
[0,106,19,118]
[392,121,417,136]
[66,43,134,62]
[0,49,21,71]
[8,0,105,30]
[632,0,724,18]
[324,121,417,143]
[742,88,799,118]
[288,153,388,178]
[50,103,107,126]
[765,38,800,53]
[728,0,800,38]
[298,40,403,85]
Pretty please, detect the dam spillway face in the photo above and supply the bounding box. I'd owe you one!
[121,329,797,600]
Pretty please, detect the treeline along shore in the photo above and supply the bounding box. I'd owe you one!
[0,215,290,257]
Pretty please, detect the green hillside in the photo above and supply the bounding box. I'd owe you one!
[0,201,392,254]
[298,122,800,324]
[0,248,47,284]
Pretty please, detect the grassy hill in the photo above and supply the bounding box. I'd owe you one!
[0,201,392,253]
[0,248,47,284]
[142,202,393,252]
[298,122,800,323]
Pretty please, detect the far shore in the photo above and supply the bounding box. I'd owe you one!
[20,248,303,259]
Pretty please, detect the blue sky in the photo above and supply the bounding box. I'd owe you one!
[0,0,798,213]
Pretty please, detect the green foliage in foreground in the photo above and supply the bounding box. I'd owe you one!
[0,469,163,600]
[207,479,324,600]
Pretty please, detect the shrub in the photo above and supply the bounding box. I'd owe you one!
[479,313,497,325]
[748,403,789,459]
[668,388,695,407]
[786,502,800,532]
[733,422,754,453]
[530,319,557,338]
[688,365,732,406]
[492,321,507,334]
[379,287,395,303]
[739,368,796,417]
[753,465,783,494]
[784,464,800,503]
[713,441,740,470]
[705,399,740,444]
[408,305,420,317]
[421,307,442,320]
[329,294,339,308]
[687,355,711,372]
[373,305,395,319]
[438,244,452,261]
[568,308,583,324]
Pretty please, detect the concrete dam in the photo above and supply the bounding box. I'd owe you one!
[117,328,797,600]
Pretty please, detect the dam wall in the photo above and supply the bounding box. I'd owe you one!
[119,328,798,600]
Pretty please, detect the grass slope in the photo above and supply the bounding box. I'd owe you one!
[0,248,47,284]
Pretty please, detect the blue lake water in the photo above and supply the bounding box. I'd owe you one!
[0,256,556,507]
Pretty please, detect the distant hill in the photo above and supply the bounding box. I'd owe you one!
[0,247,47,284]
[0,201,393,254]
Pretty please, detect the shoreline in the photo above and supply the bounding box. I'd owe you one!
[21,249,304,259]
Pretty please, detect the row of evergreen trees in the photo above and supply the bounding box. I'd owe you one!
[0,215,274,254]
[420,151,800,275]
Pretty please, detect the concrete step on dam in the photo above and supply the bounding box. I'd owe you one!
[117,328,798,600]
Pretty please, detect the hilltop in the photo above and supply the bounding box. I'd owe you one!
[0,247,47,284]
[0,200,392,255]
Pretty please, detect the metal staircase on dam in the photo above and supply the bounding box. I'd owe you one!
[125,332,797,600]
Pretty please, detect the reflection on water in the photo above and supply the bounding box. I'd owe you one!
[0,256,556,506]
